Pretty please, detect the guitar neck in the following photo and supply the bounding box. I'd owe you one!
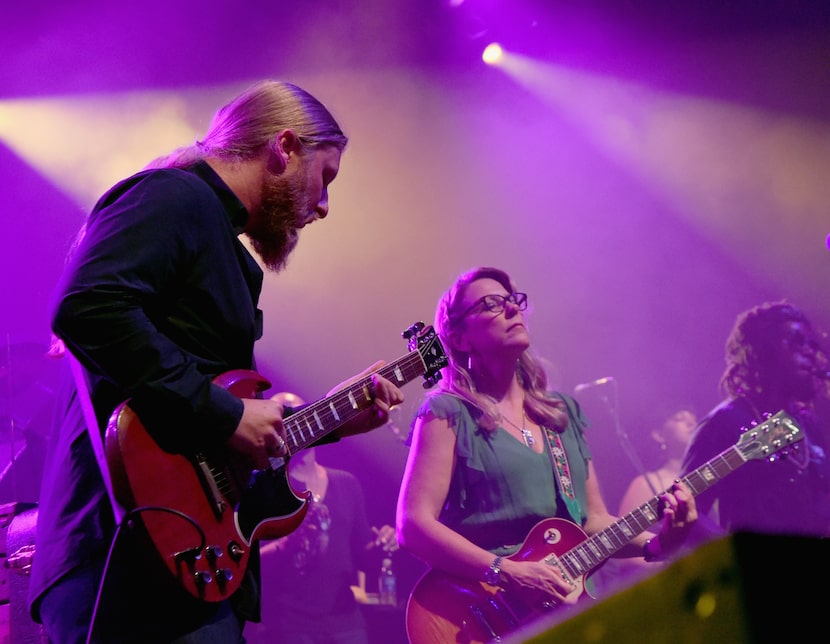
[556,411,801,580]
[619,445,746,536]
[282,351,426,454]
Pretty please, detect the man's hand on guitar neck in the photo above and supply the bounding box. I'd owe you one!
[326,361,406,438]
[223,361,405,469]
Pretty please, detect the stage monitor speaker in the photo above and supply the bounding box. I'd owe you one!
[509,532,829,643]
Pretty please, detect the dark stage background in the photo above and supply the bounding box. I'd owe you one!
[2,1,829,641]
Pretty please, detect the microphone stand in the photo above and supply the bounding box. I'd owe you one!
[599,380,659,498]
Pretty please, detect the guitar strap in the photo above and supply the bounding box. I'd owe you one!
[543,393,588,523]
[68,353,126,525]
[544,427,581,523]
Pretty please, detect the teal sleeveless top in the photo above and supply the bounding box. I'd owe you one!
[412,391,592,556]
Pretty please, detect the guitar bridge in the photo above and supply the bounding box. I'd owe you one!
[195,453,228,518]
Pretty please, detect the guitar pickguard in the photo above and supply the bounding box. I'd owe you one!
[236,461,310,543]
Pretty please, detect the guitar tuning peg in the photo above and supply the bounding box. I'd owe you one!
[402,321,425,340]
[422,372,443,389]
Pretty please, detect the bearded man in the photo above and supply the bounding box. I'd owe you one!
[28,80,405,643]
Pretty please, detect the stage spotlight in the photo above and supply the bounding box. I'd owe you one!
[482,42,504,65]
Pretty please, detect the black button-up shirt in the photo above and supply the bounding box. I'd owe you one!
[30,160,266,630]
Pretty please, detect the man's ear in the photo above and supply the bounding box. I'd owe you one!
[268,129,302,174]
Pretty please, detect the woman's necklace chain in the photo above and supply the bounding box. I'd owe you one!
[501,407,535,447]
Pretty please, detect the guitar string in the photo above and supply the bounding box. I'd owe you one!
[280,330,446,454]
[524,415,803,592]
[572,443,738,575]
[282,350,425,451]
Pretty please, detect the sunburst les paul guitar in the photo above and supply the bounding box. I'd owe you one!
[105,322,447,603]
[405,410,803,644]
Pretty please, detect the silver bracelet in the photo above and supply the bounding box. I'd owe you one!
[483,555,503,586]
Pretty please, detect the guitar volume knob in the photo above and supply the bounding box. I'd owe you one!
[206,545,224,561]
[215,568,234,583]
[194,570,213,586]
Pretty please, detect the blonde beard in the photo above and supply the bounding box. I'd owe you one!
[247,166,309,272]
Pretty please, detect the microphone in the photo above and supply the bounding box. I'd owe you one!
[574,376,615,393]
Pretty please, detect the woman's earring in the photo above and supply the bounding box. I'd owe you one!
[651,430,667,451]
[467,354,473,371]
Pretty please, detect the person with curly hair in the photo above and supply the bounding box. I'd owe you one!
[680,301,830,539]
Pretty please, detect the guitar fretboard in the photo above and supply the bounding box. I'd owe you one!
[282,351,427,453]
[551,411,802,580]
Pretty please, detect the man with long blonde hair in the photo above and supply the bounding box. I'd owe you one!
[29,80,404,643]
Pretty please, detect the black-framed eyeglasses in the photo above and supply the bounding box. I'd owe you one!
[457,292,528,319]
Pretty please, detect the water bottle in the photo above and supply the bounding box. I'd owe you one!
[378,557,397,606]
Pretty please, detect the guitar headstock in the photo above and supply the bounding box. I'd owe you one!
[403,322,449,389]
[737,410,804,462]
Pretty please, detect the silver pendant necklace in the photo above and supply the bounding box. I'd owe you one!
[502,408,535,447]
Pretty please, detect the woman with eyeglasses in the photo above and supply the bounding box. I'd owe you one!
[396,266,697,643]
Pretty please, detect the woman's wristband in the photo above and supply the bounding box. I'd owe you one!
[643,537,661,562]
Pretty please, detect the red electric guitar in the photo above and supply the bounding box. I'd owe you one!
[405,410,803,644]
[105,322,447,603]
